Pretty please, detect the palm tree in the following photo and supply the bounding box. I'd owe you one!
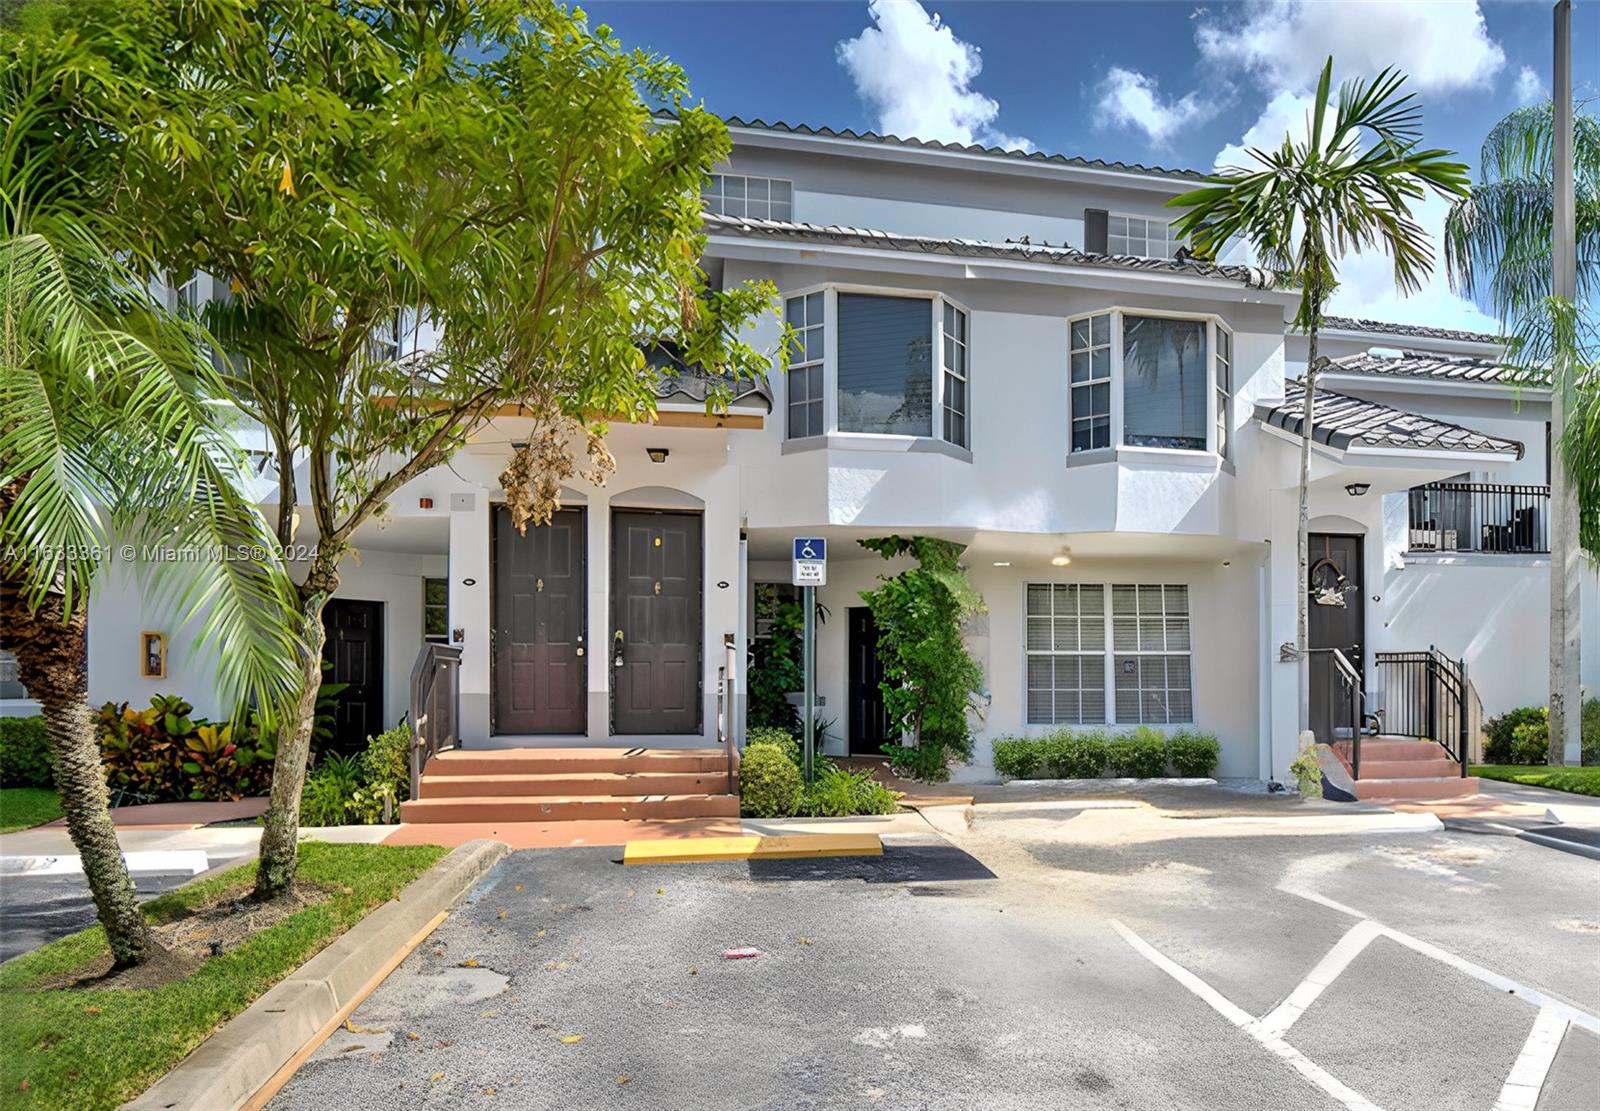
[1168,58,1470,749]
[1445,99,1600,766]
[1,203,301,967]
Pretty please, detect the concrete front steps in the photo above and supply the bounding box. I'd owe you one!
[1349,737,1477,802]
[400,746,740,824]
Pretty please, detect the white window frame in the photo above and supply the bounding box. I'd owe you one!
[1023,581,1195,727]
[1111,584,1194,725]
[703,174,794,221]
[781,283,972,453]
[1025,583,1108,725]
[1215,325,1234,461]
[1107,212,1182,260]
[1065,307,1232,460]
[423,576,449,645]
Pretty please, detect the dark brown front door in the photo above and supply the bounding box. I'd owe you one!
[848,606,892,755]
[1308,533,1364,745]
[493,506,586,734]
[321,599,383,751]
[612,510,702,735]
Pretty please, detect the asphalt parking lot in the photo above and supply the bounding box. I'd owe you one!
[270,809,1600,1111]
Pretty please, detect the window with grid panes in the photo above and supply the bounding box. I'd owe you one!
[1112,584,1193,723]
[1215,326,1233,460]
[941,302,969,448]
[1025,584,1107,724]
[1107,214,1179,259]
[1069,314,1112,452]
[702,175,794,221]
[785,292,824,438]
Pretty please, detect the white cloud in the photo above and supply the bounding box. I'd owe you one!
[1514,65,1548,106]
[836,0,1032,151]
[1095,67,1217,145]
[1197,0,1505,96]
[1213,89,1316,172]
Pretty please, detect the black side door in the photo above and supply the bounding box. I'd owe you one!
[848,606,893,755]
[493,506,586,735]
[321,599,383,750]
[1308,533,1364,745]
[612,510,702,735]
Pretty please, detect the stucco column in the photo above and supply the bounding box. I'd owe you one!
[449,492,492,742]
[1265,487,1302,783]
[702,466,742,741]
[586,492,611,740]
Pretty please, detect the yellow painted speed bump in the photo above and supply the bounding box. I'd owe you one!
[623,833,882,865]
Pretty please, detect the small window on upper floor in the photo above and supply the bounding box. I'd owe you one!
[703,174,794,221]
[1108,214,1182,260]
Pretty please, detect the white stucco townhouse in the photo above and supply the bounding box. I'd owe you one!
[4,116,1593,808]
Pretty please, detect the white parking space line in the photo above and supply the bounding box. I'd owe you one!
[1280,884,1600,1037]
[1492,1009,1571,1111]
[0,850,211,876]
[1257,919,1385,1040]
[1110,920,1384,1111]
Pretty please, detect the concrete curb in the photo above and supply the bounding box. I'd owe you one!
[123,838,509,1111]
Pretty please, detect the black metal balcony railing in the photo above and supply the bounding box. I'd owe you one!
[1407,482,1550,555]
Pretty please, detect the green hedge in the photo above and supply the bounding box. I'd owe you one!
[1483,699,1600,766]
[992,726,1221,780]
[0,717,53,788]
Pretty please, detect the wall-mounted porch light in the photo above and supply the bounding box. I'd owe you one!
[646,447,670,464]
[1344,482,1371,497]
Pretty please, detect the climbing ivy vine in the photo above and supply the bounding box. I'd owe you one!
[858,536,986,781]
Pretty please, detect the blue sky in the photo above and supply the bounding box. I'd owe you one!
[584,0,1598,332]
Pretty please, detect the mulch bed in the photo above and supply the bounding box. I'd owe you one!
[35,883,331,992]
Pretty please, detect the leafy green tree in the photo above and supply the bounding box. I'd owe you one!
[857,536,985,782]
[1169,58,1469,739]
[0,11,300,964]
[103,1,779,897]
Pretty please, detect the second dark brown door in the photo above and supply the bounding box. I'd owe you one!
[1308,532,1364,745]
[493,506,586,734]
[612,510,702,735]
[321,599,383,751]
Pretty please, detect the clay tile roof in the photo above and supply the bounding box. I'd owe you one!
[703,213,1280,290]
[646,343,771,411]
[1324,351,1548,388]
[1319,316,1505,345]
[1255,380,1524,457]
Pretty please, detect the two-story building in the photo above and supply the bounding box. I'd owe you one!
[9,116,1593,817]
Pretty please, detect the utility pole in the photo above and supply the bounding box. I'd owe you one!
[1549,0,1581,766]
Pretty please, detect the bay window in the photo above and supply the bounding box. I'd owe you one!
[781,287,971,452]
[1067,309,1232,458]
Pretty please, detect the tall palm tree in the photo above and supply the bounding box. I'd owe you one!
[1446,99,1600,766]
[1,208,301,966]
[1168,58,1469,749]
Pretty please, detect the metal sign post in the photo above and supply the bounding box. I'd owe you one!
[792,538,826,784]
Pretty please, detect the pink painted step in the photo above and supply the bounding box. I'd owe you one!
[424,747,727,777]
[400,793,741,824]
[418,770,729,799]
[1353,776,1480,802]
[1357,756,1463,780]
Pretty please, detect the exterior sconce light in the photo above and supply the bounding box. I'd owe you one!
[646,447,670,464]
[1345,482,1371,497]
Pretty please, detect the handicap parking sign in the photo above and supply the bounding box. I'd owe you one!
[792,537,827,586]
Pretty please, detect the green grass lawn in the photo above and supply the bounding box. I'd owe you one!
[1471,764,1600,797]
[0,840,446,1110]
[0,787,64,833]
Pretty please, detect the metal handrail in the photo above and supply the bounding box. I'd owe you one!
[1328,648,1365,779]
[408,642,463,801]
[718,634,738,795]
[1407,481,1550,554]
[1373,647,1469,776]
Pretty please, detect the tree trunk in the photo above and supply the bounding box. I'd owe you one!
[1,579,158,967]
[253,546,341,901]
[1298,321,1318,737]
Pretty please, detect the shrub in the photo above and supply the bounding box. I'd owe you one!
[746,726,800,766]
[1289,748,1323,798]
[1511,718,1550,766]
[1106,727,1168,778]
[1046,729,1109,777]
[360,725,412,803]
[1484,705,1549,764]
[797,762,900,817]
[96,695,274,804]
[1582,697,1599,766]
[300,752,364,826]
[885,741,952,782]
[739,741,804,818]
[992,738,1043,779]
[0,716,53,787]
[1166,730,1221,777]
